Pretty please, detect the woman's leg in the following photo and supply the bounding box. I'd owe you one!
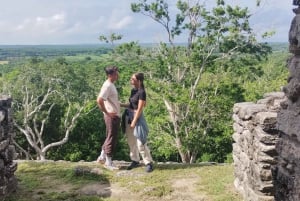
[125,116,140,162]
[137,139,153,165]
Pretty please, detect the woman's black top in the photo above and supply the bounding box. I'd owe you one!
[129,88,146,110]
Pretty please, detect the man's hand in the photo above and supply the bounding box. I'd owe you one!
[106,112,118,119]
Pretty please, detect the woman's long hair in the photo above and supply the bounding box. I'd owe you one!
[135,73,145,89]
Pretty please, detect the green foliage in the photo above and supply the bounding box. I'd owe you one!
[0,1,289,164]
[243,51,289,101]
[0,41,288,163]
[99,33,123,45]
[0,59,93,159]
[46,101,104,161]
[130,0,274,163]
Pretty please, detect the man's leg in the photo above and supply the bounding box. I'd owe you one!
[103,115,120,169]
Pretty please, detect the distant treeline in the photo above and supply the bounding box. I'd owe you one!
[0,42,288,61]
[268,42,289,52]
[0,44,112,60]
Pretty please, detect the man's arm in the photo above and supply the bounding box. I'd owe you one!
[97,96,108,114]
[97,96,117,118]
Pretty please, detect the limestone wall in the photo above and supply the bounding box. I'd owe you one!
[232,92,286,201]
[0,96,17,198]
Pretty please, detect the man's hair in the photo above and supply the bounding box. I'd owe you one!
[105,66,118,75]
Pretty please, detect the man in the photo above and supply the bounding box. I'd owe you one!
[96,66,121,170]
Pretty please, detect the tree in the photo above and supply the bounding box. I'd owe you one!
[131,0,271,163]
[2,63,87,160]
[99,33,123,46]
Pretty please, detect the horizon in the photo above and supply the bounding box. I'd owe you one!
[0,41,290,47]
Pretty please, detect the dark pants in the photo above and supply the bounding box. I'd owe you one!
[102,115,120,157]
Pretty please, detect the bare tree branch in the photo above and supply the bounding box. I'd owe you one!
[12,139,33,160]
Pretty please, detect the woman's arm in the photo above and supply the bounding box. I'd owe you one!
[130,100,145,128]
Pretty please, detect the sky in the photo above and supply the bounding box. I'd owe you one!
[0,0,295,45]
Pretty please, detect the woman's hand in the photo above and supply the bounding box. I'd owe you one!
[130,100,145,128]
[130,121,136,128]
[120,102,129,108]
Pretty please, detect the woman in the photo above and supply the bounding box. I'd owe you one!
[121,72,154,172]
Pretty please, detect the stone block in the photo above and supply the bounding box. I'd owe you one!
[237,103,267,120]
[0,126,5,140]
[0,140,9,152]
[0,186,7,196]
[0,97,17,197]
[254,127,279,145]
[277,109,300,141]
[0,111,5,123]
[254,112,278,132]
[233,122,243,134]
[257,92,285,111]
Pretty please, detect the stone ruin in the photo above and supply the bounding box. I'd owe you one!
[0,96,17,199]
[271,3,300,200]
[233,2,300,200]
[233,92,286,201]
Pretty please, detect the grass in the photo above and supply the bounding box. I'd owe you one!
[4,161,243,201]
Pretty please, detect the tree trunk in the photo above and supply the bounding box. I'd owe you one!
[175,137,191,163]
[164,99,192,163]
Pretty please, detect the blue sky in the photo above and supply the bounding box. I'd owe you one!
[0,0,294,45]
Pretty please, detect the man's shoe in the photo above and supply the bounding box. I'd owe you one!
[145,163,153,173]
[127,161,140,170]
[96,150,106,164]
[96,156,105,164]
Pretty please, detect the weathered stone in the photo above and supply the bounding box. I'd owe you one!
[0,160,4,176]
[234,102,267,120]
[276,138,300,163]
[0,186,7,195]
[289,6,300,54]
[257,92,286,111]
[233,92,286,201]
[233,122,243,134]
[0,97,17,199]
[272,5,300,201]
[0,127,5,141]
[277,110,300,141]
[253,151,276,164]
[254,112,278,132]
[0,111,5,123]
[0,140,9,152]
[233,102,254,114]
[254,127,279,145]
[7,146,16,162]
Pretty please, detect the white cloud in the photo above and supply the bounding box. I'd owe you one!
[0,0,295,44]
[14,12,66,34]
[108,16,133,30]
